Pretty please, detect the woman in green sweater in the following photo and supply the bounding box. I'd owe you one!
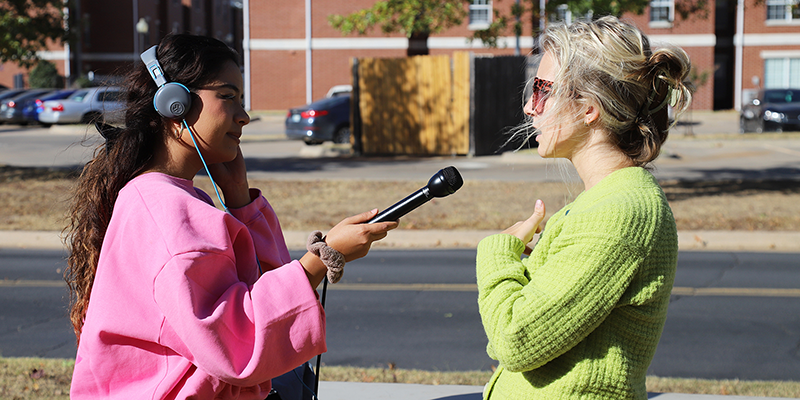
[476,16,693,399]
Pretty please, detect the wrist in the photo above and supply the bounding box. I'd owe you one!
[222,186,253,209]
[306,231,346,283]
[300,252,327,289]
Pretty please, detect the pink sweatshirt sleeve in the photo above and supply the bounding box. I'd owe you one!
[227,189,294,272]
[154,254,325,386]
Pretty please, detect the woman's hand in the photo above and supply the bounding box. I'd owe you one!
[502,199,546,255]
[208,147,251,208]
[300,209,398,288]
[325,209,399,262]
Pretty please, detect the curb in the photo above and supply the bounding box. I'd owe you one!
[3,230,800,253]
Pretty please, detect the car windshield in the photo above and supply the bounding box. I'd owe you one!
[763,90,800,104]
[69,90,91,102]
[97,91,120,102]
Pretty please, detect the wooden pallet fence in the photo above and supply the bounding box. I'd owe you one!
[355,53,470,155]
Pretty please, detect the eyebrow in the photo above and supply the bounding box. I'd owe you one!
[201,83,241,95]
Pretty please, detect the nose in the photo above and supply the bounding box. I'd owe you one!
[523,93,536,116]
[237,106,250,126]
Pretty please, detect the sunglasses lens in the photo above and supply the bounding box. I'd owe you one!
[530,78,552,114]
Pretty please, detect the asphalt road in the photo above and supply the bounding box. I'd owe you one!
[2,248,799,381]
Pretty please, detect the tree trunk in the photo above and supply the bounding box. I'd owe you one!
[407,32,430,56]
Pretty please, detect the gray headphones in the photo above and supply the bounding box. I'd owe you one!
[140,45,192,119]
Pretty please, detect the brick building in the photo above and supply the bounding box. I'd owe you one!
[1,0,798,112]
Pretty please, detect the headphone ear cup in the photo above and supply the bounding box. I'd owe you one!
[154,83,191,119]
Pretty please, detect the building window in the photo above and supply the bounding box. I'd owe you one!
[548,4,592,24]
[469,0,492,30]
[650,0,674,25]
[766,0,800,22]
[764,58,800,88]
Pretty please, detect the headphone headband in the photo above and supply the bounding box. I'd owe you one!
[140,45,168,87]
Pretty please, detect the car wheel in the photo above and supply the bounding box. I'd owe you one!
[81,111,101,124]
[333,126,351,144]
[304,139,323,146]
[756,121,764,134]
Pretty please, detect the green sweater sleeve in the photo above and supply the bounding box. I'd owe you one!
[476,223,645,373]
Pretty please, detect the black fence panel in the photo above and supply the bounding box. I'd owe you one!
[471,55,533,156]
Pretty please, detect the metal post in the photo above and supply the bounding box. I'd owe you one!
[305,0,313,104]
[734,0,744,111]
[243,0,251,111]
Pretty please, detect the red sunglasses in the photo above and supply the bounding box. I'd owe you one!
[530,76,553,114]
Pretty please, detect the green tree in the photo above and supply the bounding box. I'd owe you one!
[329,0,710,56]
[29,59,63,88]
[0,0,69,68]
[480,0,709,50]
[328,0,470,56]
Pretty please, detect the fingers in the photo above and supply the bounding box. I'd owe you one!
[530,199,546,232]
[324,210,399,262]
[502,199,546,246]
[339,208,381,225]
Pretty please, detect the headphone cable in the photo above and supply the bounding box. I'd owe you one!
[182,119,229,214]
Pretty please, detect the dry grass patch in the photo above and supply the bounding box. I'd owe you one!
[2,166,799,232]
[3,357,800,398]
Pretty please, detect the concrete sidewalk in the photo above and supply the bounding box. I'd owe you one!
[3,229,800,252]
[317,381,794,399]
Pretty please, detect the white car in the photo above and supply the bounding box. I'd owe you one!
[38,86,124,125]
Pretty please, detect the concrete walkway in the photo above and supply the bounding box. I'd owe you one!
[3,229,800,253]
[316,381,795,399]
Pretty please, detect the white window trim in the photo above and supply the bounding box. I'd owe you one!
[764,57,800,88]
[649,0,675,28]
[551,4,588,25]
[766,0,800,22]
[469,0,493,31]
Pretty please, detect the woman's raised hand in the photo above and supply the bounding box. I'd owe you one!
[502,199,546,255]
[208,147,251,209]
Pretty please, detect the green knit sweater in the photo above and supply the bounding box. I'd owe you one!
[476,167,677,400]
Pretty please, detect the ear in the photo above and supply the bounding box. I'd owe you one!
[167,119,185,140]
[584,104,600,126]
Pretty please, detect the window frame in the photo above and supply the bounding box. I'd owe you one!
[469,0,493,30]
[764,57,800,88]
[766,0,800,25]
[649,0,675,28]
[548,4,593,25]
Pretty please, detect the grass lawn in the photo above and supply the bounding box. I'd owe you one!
[2,357,799,399]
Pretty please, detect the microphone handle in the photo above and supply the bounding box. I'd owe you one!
[368,187,432,223]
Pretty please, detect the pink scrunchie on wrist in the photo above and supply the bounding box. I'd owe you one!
[306,231,345,283]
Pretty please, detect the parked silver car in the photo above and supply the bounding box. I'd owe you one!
[0,88,56,124]
[38,86,124,125]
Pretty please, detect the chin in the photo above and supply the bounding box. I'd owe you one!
[537,146,550,158]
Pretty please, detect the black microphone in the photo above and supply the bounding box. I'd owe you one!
[368,166,463,224]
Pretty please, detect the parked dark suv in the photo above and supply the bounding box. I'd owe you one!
[740,88,800,133]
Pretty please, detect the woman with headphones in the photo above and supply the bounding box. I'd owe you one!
[64,33,397,399]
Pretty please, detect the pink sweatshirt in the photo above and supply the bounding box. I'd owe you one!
[70,172,326,399]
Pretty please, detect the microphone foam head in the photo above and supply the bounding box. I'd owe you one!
[427,166,463,197]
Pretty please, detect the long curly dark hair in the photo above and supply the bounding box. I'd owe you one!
[63,33,240,341]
